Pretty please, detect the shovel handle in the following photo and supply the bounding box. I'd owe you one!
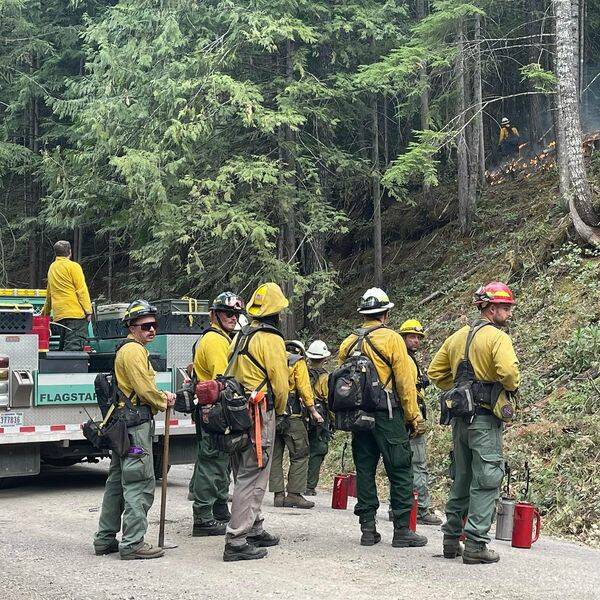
[158,405,171,548]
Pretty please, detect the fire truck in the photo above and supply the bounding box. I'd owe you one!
[0,290,207,486]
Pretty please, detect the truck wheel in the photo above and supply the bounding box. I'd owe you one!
[153,451,171,480]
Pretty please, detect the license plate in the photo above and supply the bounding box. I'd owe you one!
[0,412,23,427]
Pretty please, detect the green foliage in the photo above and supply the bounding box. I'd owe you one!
[520,63,558,93]
[563,326,600,374]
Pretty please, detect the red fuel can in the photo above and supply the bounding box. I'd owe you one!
[347,472,357,498]
[332,474,349,510]
[32,315,50,352]
[512,502,541,548]
[409,490,419,531]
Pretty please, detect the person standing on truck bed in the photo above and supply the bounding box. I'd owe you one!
[191,292,245,537]
[41,240,92,351]
[93,300,176,560]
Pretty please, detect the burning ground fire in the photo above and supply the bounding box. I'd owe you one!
[485,131,600,186]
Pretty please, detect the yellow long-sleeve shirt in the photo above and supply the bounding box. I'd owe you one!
[193,324,231,382]
[338,320,420,425]
[428,321,520,392]
[229,321,289,415]
[498,125,519,144]
[41,256,92,321]
[114,336,167,414]
[288,355,315,410]
[310,368,329,402]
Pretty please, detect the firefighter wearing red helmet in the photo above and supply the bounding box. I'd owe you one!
[428,282,520,565]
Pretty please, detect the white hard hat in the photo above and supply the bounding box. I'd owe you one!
[306,340,331,359]
[358,287,394,315]
[286,339,306,354]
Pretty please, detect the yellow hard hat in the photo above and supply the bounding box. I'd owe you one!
[399,319,425,337]
[246,282,289,318]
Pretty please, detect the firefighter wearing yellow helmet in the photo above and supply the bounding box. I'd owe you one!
[223,282,289,562]
[337,288,428,549]
[397,319,442,526]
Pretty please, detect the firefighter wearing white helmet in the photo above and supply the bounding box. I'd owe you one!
[269,339,324,509]
[337,288,428,548]
[397,319,441,527]
[305,340,332,495]
[498,117,519,158]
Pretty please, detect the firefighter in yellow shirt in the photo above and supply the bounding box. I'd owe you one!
[224,283,289,562]
[41,240,92,351]
[428,282,520,565]
[498,117,520,158]
[93,300,176,560]
[269,340,324,509]
[338,288,428,549]
[305,340,331,495]
[190,292,244,537]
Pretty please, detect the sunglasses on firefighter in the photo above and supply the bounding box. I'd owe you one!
[135,321,159,331]
[220,309,239,319]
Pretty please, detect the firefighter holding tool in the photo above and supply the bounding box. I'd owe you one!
[190,292,244,537]
[428,282,520,564]
[93,300,176,560]
[337,288,428,549]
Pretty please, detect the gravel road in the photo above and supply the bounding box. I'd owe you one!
[1,462,598,600]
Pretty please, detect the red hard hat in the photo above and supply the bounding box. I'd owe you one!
[473,282,516,306]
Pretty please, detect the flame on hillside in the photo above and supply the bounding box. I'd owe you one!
[486,133,600,186]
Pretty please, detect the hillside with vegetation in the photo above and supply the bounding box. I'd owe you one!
[319,170,600,548]
[1,0,599,548]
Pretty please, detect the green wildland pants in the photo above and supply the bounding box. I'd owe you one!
[191,427,230,522]
[352,408,413,528]
[268,416,309,494]
[442,414,504,544]
[58,317,88,351]
[410,434,430,516]
[307,424,329,490]
[93,420,155,557]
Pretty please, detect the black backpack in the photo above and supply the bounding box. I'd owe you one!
[199,322,284,447]
[328,325,397,432]
[439,321,495,425]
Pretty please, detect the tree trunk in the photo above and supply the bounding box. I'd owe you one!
[473,13,485,186]
[382,94,389,167]
[457,22,471,236]
[372,94,383,286]
[107,233,114,302]
[417,0,432,199]
[280,39,297,336]
[554,0,600,245]
[527,0,545,152]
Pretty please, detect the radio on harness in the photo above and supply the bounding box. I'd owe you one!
[439,321,517,425]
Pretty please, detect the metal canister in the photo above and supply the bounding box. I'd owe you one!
[495,497,516,540]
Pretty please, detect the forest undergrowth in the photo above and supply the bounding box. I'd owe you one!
[317,170,600,547]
